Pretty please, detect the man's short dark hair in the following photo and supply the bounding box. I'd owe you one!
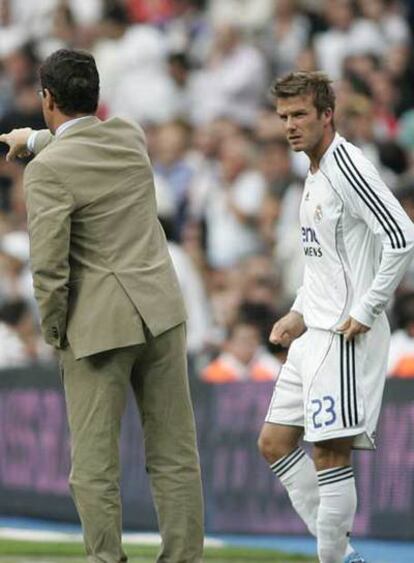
[39,49,100,116]
[270,71,336,116]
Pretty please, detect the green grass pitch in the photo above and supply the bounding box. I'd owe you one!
[0,539,317,562]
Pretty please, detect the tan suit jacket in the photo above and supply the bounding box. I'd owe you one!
[24,116,186,359]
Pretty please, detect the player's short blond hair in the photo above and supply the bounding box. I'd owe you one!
[270,71,336,117]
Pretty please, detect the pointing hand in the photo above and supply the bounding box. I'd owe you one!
[0,128,33,161]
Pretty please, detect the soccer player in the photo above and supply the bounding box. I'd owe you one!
[258,71,414,563]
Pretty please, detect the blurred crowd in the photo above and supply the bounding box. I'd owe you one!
[0,0,414,380]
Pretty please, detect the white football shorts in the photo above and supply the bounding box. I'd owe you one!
[265,315,390,449]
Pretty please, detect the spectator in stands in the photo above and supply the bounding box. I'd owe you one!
[201,319,280,383]
[356,0,411,47]
[190,22,267,125]
[203,134,267,268]
[164,0,212,66]
[239,254,280,309]
[0,75,45,146]
[0,148,25,216]
[208,265,245,343]
[92,3,131,113]
[153,119,195,237]
[254,105,286,143]
[368,68,400,139]
[158,215,212,358]
[257,138,304,303]
[314,0,357,80]
[0,43,40,118]
[395,184,414,289]
[336,94,397,183]
[238,300,290,367]
[205,256,283,355]
[258,137,301,200]
[208,0,274,32]
[34,2,78,58]
[396,183,414,222]
[0,231,34,307]
[186,120,221,219]
[384,44,414,116]
[167,52,193,118]
[295,45,318,73]
[107,24,180,123]
[0,298,51,367]
[259,0,310,75]
[388,291,414,378]
[126,0,175,25]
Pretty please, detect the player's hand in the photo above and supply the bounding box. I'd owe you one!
[338,316,370,341]
[269,311,306,348]
[0,128,33,161]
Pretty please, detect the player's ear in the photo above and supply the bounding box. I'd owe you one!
[44,88,55,111]
[323,107,334,126]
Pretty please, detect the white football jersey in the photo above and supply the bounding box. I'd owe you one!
[292,133,414,330]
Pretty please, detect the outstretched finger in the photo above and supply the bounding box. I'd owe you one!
[0,134,9,145]
[5,147,18,162]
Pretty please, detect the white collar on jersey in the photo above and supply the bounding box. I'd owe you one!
[320,132,345,167]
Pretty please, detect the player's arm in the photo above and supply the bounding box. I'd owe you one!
[0,128,54,160]
[269,287,306,347]
[24,160,74,349]
[333,144,414,334]
[269,310,306,347]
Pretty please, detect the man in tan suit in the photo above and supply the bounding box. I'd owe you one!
[0,49,203,563]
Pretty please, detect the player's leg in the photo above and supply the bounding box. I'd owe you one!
[313,437,356,563]
[258,334,320,535]
[258,422,320,535]
[303,329,371,562]
[61,344,139,563]
[131,323,203,563]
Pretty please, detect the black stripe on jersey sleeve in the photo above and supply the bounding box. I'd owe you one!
[339,145,406,249]
[333,147,399,249]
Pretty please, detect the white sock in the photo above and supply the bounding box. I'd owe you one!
[316,466,357,563]
[270,447,319,535]
[270,450,355,558]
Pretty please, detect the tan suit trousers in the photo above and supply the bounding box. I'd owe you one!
[60,323,204,563]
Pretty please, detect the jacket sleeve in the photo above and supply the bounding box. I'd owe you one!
[333,143,414,327]
[24,159,74,348]
[27,130,54,154]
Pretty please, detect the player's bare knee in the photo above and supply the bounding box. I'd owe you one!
[257,432,276,463]
[258,427,298,464]
[313,437,353,470]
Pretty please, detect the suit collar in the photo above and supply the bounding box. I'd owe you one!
[57,115,100,138]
